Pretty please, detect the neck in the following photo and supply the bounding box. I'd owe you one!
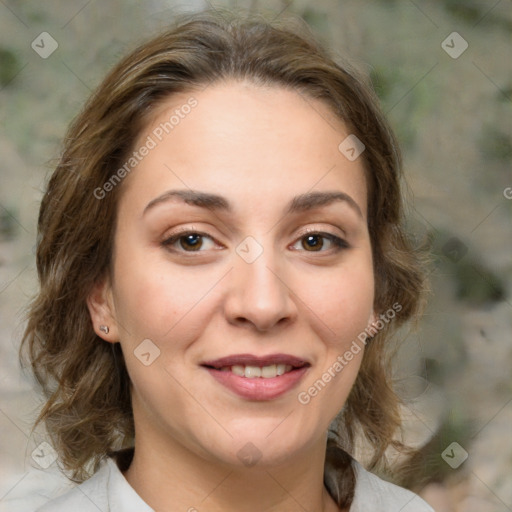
[123,430,341,512]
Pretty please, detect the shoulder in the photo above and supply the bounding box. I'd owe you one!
[35,457,154,512]
[351,460,435,512]
[35,460,112,512]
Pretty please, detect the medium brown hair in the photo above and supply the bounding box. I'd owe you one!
[21,10,425,508]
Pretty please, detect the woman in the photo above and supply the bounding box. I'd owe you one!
[22,11,433,512]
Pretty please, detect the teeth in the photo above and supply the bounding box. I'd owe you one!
[220,364,294,378]
[276,364,286,376]
[245,365,262,378]
[231,365,245,377]
[261,364,277,378]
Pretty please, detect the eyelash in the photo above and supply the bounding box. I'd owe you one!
[161,228,349,255]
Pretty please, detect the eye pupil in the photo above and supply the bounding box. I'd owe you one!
[181,233,202,251]
[302,234,323,251]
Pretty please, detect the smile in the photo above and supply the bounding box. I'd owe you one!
[201,354,310,401]
[221,364,293,378]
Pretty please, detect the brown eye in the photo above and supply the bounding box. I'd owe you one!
[293,232,349,253]
[162,231,217,253]
[302,234,324,251]
[179,233,203,251]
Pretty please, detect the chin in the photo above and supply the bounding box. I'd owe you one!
[198,421,321,470]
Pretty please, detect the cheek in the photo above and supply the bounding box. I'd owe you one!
[112,250,223,341]
[303,261,375,343]
[295,258,373,415]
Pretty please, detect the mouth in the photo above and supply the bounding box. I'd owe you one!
[201,353,310,377]
[200,354,310,400]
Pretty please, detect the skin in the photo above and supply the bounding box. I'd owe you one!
[88,81,376,512]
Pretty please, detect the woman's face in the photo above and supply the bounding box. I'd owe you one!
[92,81,375,468]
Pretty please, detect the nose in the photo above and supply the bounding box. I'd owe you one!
[223,245,297,332]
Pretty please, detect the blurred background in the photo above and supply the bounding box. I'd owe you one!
[0,1,510,511]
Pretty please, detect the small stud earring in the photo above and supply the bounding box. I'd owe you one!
[99,325,109,334]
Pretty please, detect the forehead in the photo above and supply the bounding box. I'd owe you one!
[120,81,368,218]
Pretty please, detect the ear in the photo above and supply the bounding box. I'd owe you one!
[367,309,378,331]
[87,275,119,343]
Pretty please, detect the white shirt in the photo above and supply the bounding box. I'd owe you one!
[32,457,434,512]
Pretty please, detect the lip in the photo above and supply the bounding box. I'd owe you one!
[201,353,310,401]
[201,353,309,368]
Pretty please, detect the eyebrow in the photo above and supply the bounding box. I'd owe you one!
[143,189,363,218]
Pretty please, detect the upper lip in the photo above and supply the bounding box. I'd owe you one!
[201,353,310,369]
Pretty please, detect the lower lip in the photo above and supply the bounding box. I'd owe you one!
[204,366,309,401]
